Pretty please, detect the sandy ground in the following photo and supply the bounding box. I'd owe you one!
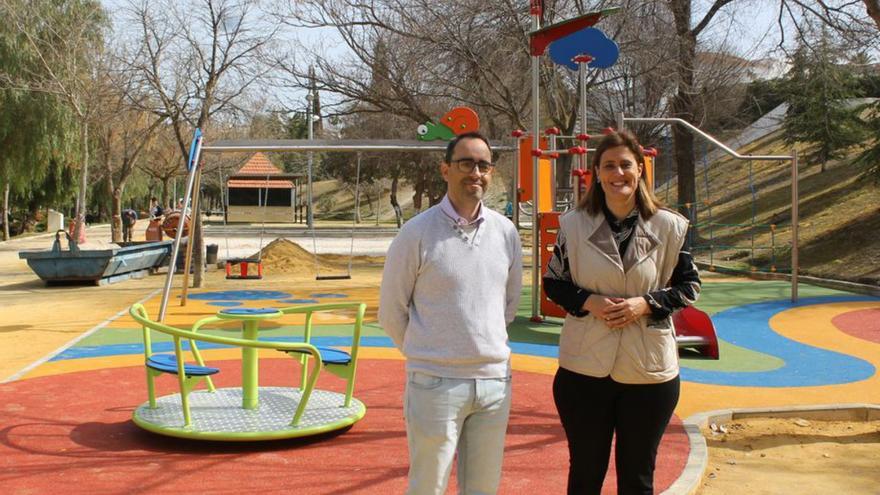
[0,222,393,382]
[698,417,880,495]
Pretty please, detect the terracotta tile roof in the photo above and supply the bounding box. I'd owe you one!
[227,178,293,189]
[228,153,293,188]
[235,153,282,175]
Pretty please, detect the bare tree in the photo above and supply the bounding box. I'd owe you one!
[280,1,680,203]
[121,0,283,286]
[285,0,876,233]
[94,67,165,241]
[138,130,188,209]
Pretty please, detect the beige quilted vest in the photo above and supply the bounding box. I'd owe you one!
[557,207,688,384]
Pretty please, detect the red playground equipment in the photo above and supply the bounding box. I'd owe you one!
[673,306,720,359]
[225,258,263,280]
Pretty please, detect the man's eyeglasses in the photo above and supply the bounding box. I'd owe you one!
[449,159,495,175]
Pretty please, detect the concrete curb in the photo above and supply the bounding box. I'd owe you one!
[663,403,880,495]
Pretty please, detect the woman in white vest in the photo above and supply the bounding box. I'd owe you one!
[543,131,701,495]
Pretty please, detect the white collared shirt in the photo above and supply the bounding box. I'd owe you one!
[439,194,484,226]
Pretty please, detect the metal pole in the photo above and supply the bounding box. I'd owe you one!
[512,145,520,227]
[218,164,223,217]
[617,112,625,132]
[548,132,557,211]
[577,61,589,204]
[510,160,519,229]
[791,151,799,303]
[179,168,202,306]
[158,138,203,322]
[580,64,588,136]
[202,140,516,153]
[530,9,542,321]
[306,94,314,229]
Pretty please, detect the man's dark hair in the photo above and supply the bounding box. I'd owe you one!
[444,131,491,163]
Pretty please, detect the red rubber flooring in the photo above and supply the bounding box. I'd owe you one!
[0,359,688,493]
[833,308,880,344]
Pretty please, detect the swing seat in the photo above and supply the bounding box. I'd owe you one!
[283,345,352,365]
[225,258,263,280]
[316,274,352,281]
[146,353,221,376]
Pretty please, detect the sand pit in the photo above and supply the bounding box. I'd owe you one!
[698,417,880,494]
[249,238,384,276]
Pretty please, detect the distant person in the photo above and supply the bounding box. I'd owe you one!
[379,132,523,494]
[543,130,701,494]
[149,197,164,219]
[121,208,138,243]
[176,197,192,216]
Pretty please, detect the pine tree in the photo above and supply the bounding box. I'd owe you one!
[855,101,880,182]
[781,28,866,172]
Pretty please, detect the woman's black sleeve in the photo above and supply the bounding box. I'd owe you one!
[644,251,702,320]
[542,229,592,317]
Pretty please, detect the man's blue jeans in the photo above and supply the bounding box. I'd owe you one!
[404,371,512,495]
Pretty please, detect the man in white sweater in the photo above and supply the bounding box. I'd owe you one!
[379,132,523,495]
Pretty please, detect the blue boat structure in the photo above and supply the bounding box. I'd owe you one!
[19,231,173,285]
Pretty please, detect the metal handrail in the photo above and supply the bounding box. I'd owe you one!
[620,117,791,161]
[619,114,799,302]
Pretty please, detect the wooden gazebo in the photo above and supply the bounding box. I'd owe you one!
[225,153,304,223]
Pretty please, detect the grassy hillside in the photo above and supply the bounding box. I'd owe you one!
[658,132,879,285]
[309,134,878,286]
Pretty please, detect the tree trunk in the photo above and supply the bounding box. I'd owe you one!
[670,1,698,249]
[866,0,880,30]
[390,176,403,227]
[73,125,89,241]
[161,177,170,209]
[1,181,9,241]
[111,191,123,243]
[412,183,424,211]
[24,206,37,232]
[107,170,121,242]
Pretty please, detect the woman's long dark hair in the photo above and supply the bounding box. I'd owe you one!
[577,130,662,218]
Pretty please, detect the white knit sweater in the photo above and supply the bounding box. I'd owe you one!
[378,204,523,378]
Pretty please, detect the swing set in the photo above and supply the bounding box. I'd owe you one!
[312,153,361,281]
[219,154,363,282]
[156,132,518,321]
[222,171,272,281]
